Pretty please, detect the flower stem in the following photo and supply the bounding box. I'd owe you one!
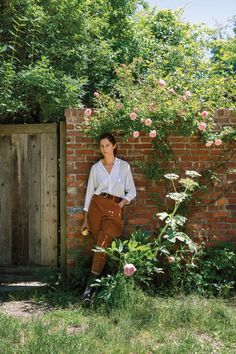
[156,186,188,244]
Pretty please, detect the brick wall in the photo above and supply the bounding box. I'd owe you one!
[65,108,236,271]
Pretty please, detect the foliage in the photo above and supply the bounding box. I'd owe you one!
[89,170,236,305]
[90,230,160,309]
[84,9,236,184]
[85,17,236,192]
[174,244,236,297]
[88,58,235,145]
[0,58,85,123]
[1,1,235,124]
[155,171,200,248]
[0,0,145,122]
[155,184,236,297]
[210,16,236,76]
[91,272,137,310]
[91,171,201,305]
[95,230,162,286]
[0,0,87,122]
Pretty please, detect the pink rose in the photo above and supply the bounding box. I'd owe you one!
[158,79,166,87]
[93,92,99,98]
[116,102,124,110]
[181,95,187,101]
[149,130,157,138]
[198,122,207,131]
[167,256,175,264]
[214,138,222,146]
[201,111,208,118]
[133,131,140,138]
[184,91,191,98]
[130,112,138,120]
[168,88,175,95]
[205,141,213,147]
[123,263,137,277]
[84,108,92,116]
[145,118,152,126]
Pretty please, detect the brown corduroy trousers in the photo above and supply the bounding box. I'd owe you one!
[87,195,123,274]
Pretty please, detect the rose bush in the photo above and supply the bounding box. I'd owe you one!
[87,59,235,147]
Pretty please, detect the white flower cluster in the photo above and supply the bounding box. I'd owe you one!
[164,173,179,180]
[166,192,187,202]
[156,212,169,220]
[185,170,201,178]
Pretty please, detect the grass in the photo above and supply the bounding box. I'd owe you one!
[0,287,236,354]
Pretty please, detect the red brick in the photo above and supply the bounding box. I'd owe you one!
[133,142,151,148]
[66,136,75,143]
[66,124,76,130]
[129,218,150,225]
[66,143,83,149]
[169,136,190,143]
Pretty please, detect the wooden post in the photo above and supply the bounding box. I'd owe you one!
[59,121,67,280]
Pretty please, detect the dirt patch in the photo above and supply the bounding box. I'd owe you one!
[66,324,89,335]
[0,300,52,319]
[196,332,223,353]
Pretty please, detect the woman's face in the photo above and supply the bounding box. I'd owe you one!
[100,138,116,158]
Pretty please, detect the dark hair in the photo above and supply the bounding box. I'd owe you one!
[99,132,117,155]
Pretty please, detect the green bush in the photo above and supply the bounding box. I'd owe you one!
[0,58,85,123]
[1,1,235,123]
[187,245,236,297]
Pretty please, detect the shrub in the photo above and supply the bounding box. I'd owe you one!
[181,244,236,297]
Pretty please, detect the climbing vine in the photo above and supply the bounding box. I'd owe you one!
[85,59,236,217]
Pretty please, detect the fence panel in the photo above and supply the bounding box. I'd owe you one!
[0,124,58,266]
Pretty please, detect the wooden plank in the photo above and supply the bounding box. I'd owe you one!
[0,124,57,135]
[28,134,41,265]
[0,265,58,283]
[11,134,29,265]
[59,122,67,279]
[0,135,12,265]
[0,123,58,269]
[40,132,58,265]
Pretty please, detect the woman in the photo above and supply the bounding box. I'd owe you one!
[81,132,136,304]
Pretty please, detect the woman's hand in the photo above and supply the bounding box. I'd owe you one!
[81,220,88,234]
[118,199,128,209]
[81,211,89,234]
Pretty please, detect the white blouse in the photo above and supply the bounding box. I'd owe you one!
[83,158,136,211]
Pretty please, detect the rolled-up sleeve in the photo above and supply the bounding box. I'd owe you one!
[83,166,96,211]
[124,164,136,203]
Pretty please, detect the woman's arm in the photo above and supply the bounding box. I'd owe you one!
[83,165,96,212]
[123,163,137,203]
[81,211,88,233]
[81,165,96,233]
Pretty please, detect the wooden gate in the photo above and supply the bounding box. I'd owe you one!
[0,124,60,269]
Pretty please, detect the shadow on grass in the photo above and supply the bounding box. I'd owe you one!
[0,281,83,309]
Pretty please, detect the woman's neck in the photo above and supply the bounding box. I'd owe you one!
[103,156,116,165]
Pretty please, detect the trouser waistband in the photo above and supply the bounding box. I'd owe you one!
[99,193,122,203]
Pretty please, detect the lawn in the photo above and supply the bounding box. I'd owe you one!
[0,287,235,353]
